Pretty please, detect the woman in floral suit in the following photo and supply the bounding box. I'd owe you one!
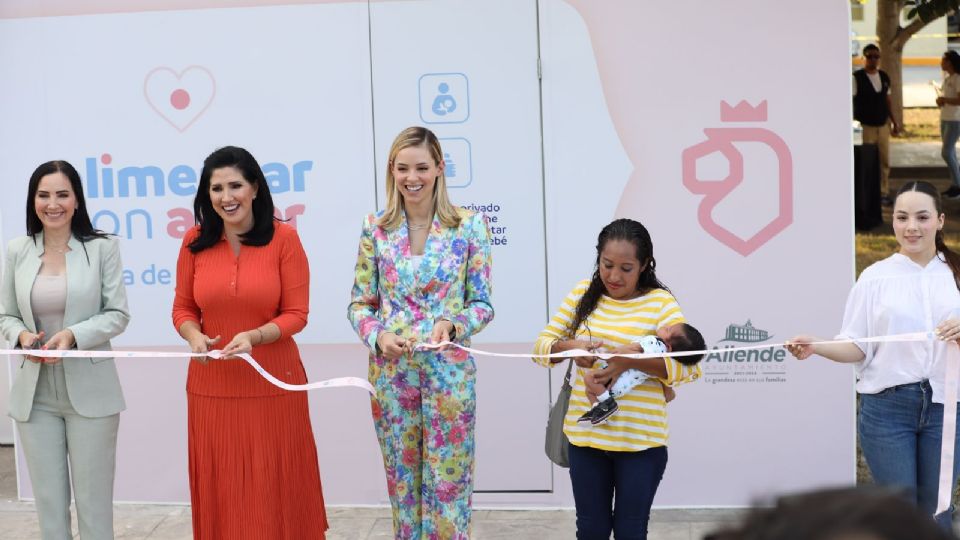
[348,126,494,539]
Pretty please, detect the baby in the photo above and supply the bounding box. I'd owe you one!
[580,322,706,425]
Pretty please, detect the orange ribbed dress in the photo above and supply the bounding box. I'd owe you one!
[172,222,327,539]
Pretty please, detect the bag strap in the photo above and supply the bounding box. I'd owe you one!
[561,358,573,390]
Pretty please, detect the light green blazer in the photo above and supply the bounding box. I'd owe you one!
[0,232,129,421]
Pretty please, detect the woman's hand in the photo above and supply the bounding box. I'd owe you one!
[786,335,864,364]
[377,331,412,361]
[785,335,818,360]
[34,329,75,365]
[599,343,645,377]
[567,340,603,368]
[187,333,221,364]
[430,320,472,363]
[430,319,455,351]
[937,96,946,107]
[583,369,608,397]
[592,359,626,387]
[18,330,46,364]
[663,384,676,403]
[606,343,643,356]
[44,329,75,350]
[220,331,255,359]
[936,318,960,343]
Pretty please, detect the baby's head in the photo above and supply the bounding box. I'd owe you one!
[657,323,706,366]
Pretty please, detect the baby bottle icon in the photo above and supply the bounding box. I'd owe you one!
[444,152,457,178]
[681,100,793,256]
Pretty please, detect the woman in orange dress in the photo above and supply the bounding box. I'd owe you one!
[171,146,327,539]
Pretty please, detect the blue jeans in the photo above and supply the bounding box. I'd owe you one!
[568,443,667,540]
[859,381,960,531]
[941,120,960,187]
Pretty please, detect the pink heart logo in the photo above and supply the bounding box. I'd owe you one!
[681,101,794,257]
[143,66,216,132]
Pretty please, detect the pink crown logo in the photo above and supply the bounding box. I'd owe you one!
[720,100,767,122]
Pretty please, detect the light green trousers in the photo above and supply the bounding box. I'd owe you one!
[16,362,119,540]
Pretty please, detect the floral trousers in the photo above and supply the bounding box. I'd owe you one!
[370,350,476,540]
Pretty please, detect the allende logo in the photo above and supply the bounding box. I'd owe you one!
[719,319,772,343]
[704,319,786,363]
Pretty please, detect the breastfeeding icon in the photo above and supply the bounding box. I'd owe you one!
[419,73,469,124]
[432,84,458,116]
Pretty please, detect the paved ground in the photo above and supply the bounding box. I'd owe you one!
[891,140,944,168]
[0,446,744,539]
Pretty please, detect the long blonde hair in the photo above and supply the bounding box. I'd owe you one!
[376,126,462,230]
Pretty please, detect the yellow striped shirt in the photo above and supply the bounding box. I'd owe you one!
[534,279,701,452]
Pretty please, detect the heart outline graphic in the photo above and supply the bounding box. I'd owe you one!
[143,66,216,133]
[682,127,794,257]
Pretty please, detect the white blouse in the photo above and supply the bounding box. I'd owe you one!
[838,253,960,402]
[943,73,960,122]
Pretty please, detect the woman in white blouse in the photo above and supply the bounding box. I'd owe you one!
[787,181,960,530]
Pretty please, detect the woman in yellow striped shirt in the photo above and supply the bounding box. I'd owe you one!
[534,218,701,540]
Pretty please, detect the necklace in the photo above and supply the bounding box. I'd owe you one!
[407,222,430,231]
[45,242,68,254]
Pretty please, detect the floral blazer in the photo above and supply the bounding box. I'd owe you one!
[348,208,494,359]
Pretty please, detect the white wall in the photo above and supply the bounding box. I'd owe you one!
[0,0,855,508]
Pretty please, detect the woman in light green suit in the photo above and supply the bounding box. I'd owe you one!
[0,160,129,540]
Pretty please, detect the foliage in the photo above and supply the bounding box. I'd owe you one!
[906,0,960,22]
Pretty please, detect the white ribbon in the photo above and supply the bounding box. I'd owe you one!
[6,331,956,514]
[422,330,959,516]
[0,348,375,394]
[938,344,960,515]
[417,331,934,361]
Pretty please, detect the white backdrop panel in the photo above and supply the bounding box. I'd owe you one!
[0,0,857,508]
[0,3,378,503]
[369,0,552,493]
[540,0,856,507]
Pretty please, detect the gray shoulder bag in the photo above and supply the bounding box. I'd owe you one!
[544,359,573,468]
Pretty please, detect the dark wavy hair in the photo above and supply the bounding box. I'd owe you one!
[669,323,706,366]
[26,161,109,262]
[705,486,950,540]
[188,146,278,253]
[895,181,960,290]
[566,218,669,338]
[945,50,960,73]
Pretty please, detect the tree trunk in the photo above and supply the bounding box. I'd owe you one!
[876,0,934,127]
[877,0,906,125]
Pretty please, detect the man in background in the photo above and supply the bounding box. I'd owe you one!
[853,43,901,206]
